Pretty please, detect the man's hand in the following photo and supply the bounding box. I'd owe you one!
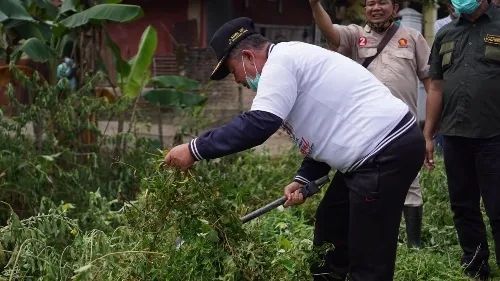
[284,182,305,207]
[163,143,195,171]
[309,0,320,5]
[423,137,435,169]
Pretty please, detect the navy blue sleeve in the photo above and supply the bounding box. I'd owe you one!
[294,157,331,184]
[188,110,283,161]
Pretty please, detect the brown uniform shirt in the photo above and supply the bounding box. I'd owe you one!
[333,24,431,119]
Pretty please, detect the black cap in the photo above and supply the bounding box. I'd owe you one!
[209,17,257,80]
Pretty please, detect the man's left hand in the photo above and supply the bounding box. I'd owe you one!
[163,143,195,171]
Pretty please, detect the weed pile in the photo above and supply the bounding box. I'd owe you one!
[0,150,323,280]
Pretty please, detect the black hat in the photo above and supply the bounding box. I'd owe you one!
[209,17,257,80]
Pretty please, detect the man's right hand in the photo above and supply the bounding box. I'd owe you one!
[284,181,305,207]
[423,137,435,169]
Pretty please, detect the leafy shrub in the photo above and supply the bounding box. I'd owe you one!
[1,137,499,280]
[0,149,330,280]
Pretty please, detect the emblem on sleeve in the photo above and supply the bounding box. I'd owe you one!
[484,34,500,46]
[398,38,408,48]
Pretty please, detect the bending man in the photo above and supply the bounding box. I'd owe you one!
[163,17,425,281]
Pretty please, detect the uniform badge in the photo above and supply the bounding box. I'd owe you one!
[398,38,408,48]
[359,36,367,46]
[484,34,500,45]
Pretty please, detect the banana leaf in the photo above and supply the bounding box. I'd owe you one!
[143,88,207,108]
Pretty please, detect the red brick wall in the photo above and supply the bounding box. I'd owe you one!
[105,2,188,59]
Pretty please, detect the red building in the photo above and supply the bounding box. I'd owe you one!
[104,0,315,63]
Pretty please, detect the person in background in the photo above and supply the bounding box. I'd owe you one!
[434,0,459,34]
[310,0,431,249]
[57,57,77,90]
[425,0,500,280]
[163,16,425,281]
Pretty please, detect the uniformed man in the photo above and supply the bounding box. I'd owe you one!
[309,0,431,249]
[425,1,500,280]
[163,17,425,281]
[433,0,459,153]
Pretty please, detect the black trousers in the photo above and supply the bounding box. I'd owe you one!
[442,134,500,280]
[310,119,425,281]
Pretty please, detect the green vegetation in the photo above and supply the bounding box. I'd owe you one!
[1,132,499,280]
[0,1,497,280]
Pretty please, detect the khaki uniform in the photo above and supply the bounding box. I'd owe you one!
[334,23,431,206]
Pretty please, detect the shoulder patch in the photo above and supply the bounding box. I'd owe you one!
[359,36,368,46]
[484,34,500,46]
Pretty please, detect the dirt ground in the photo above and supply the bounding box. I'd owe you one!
[19,120,296,156]
[97,120,296,156]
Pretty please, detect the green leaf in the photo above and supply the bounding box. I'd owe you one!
[279,237,292,250]
[100,0,123,3]
[143,88,207,108]
[59,0,80,14]
[103,28,130,79]
[206,229,219,243]
[33,0,59,19]
[281,259,295,274]
[0,0,36,22]
[128,54,136,65]
[13,21,47,41]
[97,52,110,78]
[2,19,26,28]
[123,25,157,98]
[12,37,56,62]
[0,11,8,23]
[74,264,92,273]
[149,75,200,91]
[41,155,54,161]
[52,23,67,38]
[58,4,143,29]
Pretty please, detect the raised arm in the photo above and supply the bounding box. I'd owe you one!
[310,0,341,51]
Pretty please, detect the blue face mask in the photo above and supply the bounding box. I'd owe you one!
[452,0,481,15]
[242,55,260,92]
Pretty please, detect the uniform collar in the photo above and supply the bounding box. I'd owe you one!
[266,43,276,59]
[455,3,498,25]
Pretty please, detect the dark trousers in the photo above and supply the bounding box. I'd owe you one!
[310,121,425,281]
[442,134,500,280]
[434,133,444,155]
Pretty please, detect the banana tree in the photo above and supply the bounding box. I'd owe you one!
[0,0,144,84]
[0,0,144,149]
[105,24,207,149]
[145,75,208,147]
